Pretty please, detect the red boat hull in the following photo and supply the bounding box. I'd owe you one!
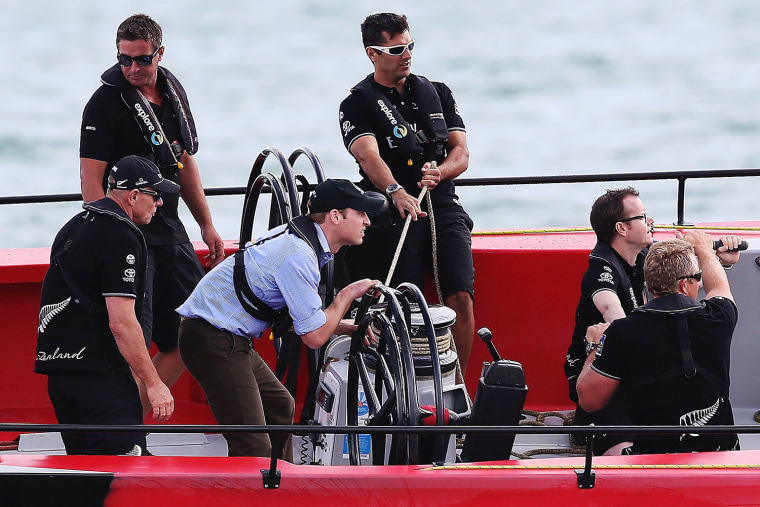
[4,451,760,506]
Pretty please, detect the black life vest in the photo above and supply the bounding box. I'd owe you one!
[351,74,449,178]
[629,295,730,399]
[100,64,198,171]
[588,242,647,312]
[233,215,323,338]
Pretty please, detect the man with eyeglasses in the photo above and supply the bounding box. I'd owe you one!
[35,156,179,455]
[338,13,476,376]
[576,231,740,454]
[79,14,225,418]
[565,187,740,454]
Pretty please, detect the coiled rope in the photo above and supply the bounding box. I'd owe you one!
[509,410,586,459]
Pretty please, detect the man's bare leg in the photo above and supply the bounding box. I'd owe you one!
[445,290,474,378]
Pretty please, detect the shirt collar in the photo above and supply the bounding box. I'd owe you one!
[312,221,333,267]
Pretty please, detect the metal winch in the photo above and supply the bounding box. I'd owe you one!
[300,283,471,466]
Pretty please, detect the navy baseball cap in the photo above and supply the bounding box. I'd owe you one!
[308,179,388,215]
[107,155,180,194]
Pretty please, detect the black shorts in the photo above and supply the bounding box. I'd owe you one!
[572,398,634,455]
[344,201,474,300]
[47,371,145,455]
[142,242,205,352]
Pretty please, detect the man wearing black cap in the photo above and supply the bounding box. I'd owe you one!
[35,155,178,456]
[177,179,385,459]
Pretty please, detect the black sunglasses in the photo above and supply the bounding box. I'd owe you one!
[619,213,649,223]
[117,47,160,67]
[138,188,163,201]
[677,269,702,282]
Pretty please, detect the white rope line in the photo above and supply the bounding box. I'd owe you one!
[385,186,428,286]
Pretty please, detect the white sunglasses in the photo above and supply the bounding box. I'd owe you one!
[367,40,415,56]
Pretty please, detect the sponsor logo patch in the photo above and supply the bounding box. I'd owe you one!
[123,268,136,282]
[598,272,614,284]
[376,99,398,126]
[126,254,135,265]
[342,120,355,137]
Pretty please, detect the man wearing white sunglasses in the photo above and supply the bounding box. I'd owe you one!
[338,13,476,377]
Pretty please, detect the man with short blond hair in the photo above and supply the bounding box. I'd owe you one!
[577,231,740,454]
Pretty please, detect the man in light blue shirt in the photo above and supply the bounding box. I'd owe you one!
[177,179,385,459]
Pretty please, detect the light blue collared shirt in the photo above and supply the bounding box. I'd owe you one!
[177,221,332,339]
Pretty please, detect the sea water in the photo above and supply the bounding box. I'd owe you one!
[2,0,760,248]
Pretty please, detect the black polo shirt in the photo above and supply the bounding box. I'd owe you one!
[591,294,739,453]
[35,199,146,375]
[565,243,647,400]
[80,83,188,246]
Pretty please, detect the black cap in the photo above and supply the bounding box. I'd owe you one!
[308,179,388,215]
[107,155,180,194]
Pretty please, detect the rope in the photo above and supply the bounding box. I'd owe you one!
[472,224,760,237]
[383,162,466,389]
[508,409,586,459]
[426,187,444,306]
[0,436,19,451]
[422,171,466,388]
[410,329,452,356]
[385,186,427,286]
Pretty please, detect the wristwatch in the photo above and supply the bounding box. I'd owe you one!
[585,340,599,355]
[385,183,402,196]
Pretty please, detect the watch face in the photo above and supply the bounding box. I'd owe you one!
[386,183,401,194]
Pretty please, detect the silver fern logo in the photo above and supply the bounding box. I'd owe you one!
[679,398,720,441]
[38,297,71,333]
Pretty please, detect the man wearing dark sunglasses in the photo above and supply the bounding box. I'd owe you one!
[338,12,476,377]
[565,187,741,455]
[35,156,180,455]
[79,14,225,419]
[577,231,740,455]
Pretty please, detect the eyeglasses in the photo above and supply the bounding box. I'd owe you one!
[677,269,702,282]
[138,188,163,201]
[619,213,649,223]
[367,40,415,56]
[117,46,160,67]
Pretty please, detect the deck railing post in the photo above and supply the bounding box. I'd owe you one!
[261,431,282,489]
[575,431,596,489]
[675,177,692,226]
